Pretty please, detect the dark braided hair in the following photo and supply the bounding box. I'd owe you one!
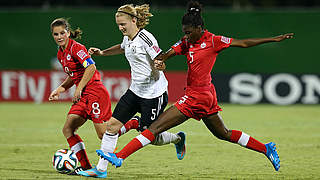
[182,1,204,28]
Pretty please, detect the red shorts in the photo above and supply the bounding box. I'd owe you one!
[69,83,112,123]
[174,84,222,120]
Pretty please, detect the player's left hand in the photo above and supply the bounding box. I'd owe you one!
[274,33,294,42]
[72,89,82,103]
[154,59,166,71]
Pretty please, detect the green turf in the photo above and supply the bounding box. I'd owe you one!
[0,102,319,179]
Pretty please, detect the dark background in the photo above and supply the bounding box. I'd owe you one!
[1,0,318,73]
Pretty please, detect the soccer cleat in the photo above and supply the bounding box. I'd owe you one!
[96,150,123,168]
[175,131,186,160]
[265,142,280,171]
[68,166,85,175]
[77,167,107,178]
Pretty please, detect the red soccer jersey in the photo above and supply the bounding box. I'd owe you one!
[57,39,101,86]
[171,30,233,88]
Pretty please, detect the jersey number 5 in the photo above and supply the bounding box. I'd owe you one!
[189,51,194,64]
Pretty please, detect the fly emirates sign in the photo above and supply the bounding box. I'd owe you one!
[0,71,319,105]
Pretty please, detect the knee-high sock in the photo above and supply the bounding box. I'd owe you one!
[230,130,266,154]
[116,129,155,159]
[67,134,92,169]
[96,131,119,172]
[118,119,139,137]
[152,131,180,146]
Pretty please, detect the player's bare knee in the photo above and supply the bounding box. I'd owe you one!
[97,132,104,140]
[148,126,160,136]
[62,126,73,138]
[106,118,123,134]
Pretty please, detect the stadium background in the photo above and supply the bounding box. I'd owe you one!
[1,0,319,104]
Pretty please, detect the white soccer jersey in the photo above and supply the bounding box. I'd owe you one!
[120,29,168,99]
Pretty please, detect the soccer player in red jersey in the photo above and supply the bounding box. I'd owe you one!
[100,1,294,172]
[49,18,113,173]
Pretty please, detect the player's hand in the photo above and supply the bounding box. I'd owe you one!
[72,89,82,104]
[49,90,60,101]
[154,59,166,71]
[273,33,294,42]
[88,47,103,56]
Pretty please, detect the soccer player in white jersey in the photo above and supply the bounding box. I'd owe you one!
[78,4,186,178]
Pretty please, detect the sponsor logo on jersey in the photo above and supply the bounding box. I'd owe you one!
[173,40,182,47]
[76,50,88,60]
[221,36,231,44]
[152,45,161,53]
[200,42,206,48]
[67,54,71,60]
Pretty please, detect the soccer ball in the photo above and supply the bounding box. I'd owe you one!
[52,149,78,174]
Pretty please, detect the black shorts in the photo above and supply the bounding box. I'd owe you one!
[112,89,168,131]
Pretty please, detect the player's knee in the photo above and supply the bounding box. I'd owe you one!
[148,126,160,137]
[216,129,232,141]
[106,118,123,134]
[62,126,73,138]
[97,132,104,140]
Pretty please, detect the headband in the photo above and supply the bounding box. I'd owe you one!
[117,10,139,19]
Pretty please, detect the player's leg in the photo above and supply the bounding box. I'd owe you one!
[95,89,139,171]
[202,113,280,171]
[118,115,140,137]
[137,92,186,160]
[106,105,188,165]
[63,114,92,170]
[78,117,121,177]
[203,113,267,152]
[138,92,181,146]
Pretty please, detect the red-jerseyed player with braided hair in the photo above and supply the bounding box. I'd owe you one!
[49,18,113,174]
[100,1,294,172]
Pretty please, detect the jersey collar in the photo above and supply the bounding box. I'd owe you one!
[194,29,209,44]
[60,38,74,52]
[130,28,143,41]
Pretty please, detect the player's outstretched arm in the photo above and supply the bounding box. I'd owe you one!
[230,33,294,48]
[49,76,74,101]
[89,44,124,56]
[154,48,176,70]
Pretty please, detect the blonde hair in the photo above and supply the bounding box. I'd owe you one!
[51,18,82,39]
[116,4,153,29]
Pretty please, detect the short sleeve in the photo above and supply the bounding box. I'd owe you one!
[71,43,91,64]
[171,38,187,55]
[212,35,233,52]
[139,32,162,60]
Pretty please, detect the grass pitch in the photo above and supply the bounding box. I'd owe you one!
[0,102,319,179]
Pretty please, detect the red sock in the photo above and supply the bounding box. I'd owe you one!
[116,129,155,159]
[230,130,266,154]
[67,134,92,169]
[118,118,139,137]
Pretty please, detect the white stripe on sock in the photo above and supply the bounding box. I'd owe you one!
[71,142,85,153]
[120,126,127,135]
[136,134,151,146]
[238,132,250,147]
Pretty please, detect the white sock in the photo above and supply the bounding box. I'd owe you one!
[119,126,127,136]
[96,131,119,172]
[152,131,180,146]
